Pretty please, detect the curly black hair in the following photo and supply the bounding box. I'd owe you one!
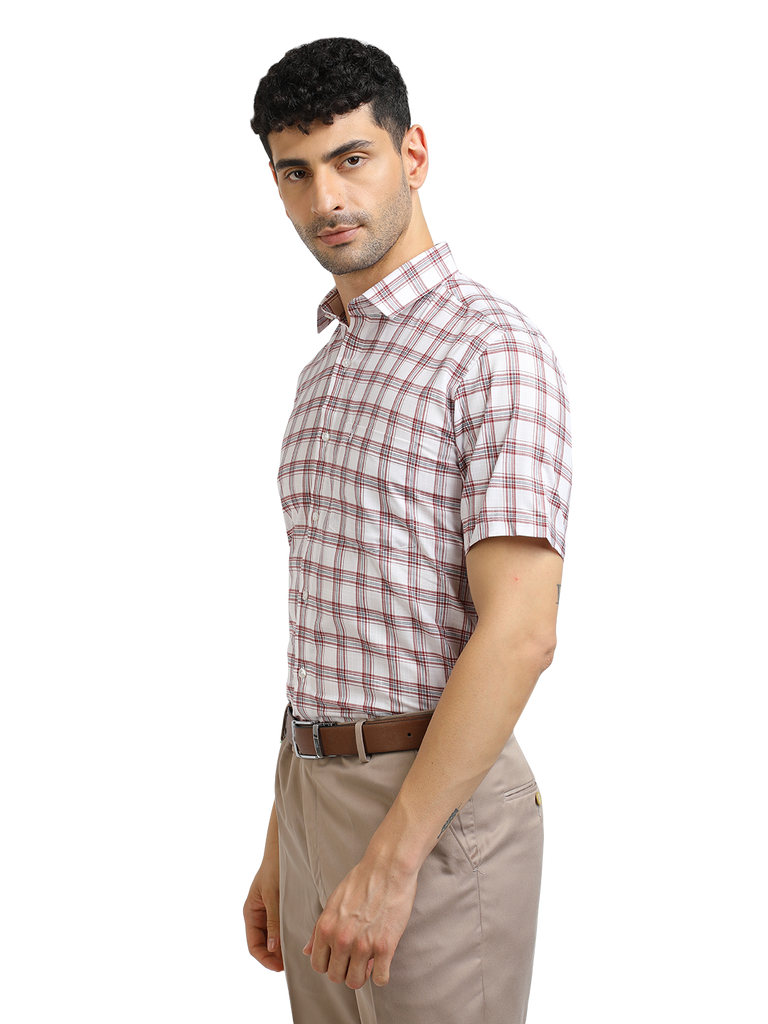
[250,38,411,160]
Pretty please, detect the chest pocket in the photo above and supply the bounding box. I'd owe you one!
[343,418,452,552]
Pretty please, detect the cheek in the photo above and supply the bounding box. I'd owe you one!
[349,174,400,213]
[278,194,304,225]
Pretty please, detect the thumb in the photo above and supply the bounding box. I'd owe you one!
[302,923,317,956]
[266,899,281,953]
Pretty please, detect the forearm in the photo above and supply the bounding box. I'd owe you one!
[363,623,553,877]
[263,801,279,858]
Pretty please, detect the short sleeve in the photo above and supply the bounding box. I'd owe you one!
[452,329,572,558]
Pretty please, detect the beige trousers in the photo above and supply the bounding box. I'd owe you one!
[274,728,544,1024]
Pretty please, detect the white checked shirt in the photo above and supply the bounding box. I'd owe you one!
[278,243,571,723]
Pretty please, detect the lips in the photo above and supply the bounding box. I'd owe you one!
[317,226,360,246]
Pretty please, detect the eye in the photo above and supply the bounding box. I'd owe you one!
[286,155,366,184]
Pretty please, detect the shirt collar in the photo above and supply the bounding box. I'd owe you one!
[316,242,457,333]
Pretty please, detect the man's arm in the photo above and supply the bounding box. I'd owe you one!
[305,534,563,990]
[244,801,284,972]
[365,533,562,874]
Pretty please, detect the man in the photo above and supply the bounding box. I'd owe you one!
[244,37,571,1024]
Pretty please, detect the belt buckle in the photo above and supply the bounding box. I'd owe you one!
[291,718,327,759]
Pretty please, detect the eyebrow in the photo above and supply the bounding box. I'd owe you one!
[273,139,374,173]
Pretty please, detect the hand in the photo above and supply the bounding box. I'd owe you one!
[243,841,284,973]
[303,855,418,990]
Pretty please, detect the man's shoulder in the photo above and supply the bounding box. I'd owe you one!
[415,268,565,385]
[436,271,544,340]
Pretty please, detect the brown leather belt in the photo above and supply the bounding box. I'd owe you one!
[282,706,434,759]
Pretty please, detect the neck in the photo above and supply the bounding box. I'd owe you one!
[333,196,433,323]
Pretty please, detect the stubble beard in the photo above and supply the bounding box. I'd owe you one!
[293,170,412,276]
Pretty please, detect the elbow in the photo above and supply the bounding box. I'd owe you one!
[539,637,557,673]
[474,619,557,677]
[540,643,561,675]
[496,629,557,677]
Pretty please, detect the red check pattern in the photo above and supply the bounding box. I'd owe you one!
[278,243,571,722]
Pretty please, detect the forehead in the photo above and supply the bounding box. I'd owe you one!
[268,104,387,163]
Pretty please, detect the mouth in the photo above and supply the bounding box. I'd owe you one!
[317,226,360,247]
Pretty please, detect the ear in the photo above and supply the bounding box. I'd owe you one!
[401,125,429,191]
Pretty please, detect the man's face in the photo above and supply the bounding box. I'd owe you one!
[268,105,413,276]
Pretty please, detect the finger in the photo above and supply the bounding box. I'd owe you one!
[268,941,285,972]
[344,952,373,991]
[310,943,332,975]
[245,929,284,971]
[245,924,284,971]
[371,948,393,987]
[243,903,267,959]
[303,925,331,970]
[309,932,332,975]
[244,902,284,972]
[259,950,285,972]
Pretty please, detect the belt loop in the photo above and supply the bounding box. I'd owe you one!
[281,705,291,742]
[354,719,371,763]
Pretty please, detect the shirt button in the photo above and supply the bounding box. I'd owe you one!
[298,668,307,679]
[312,511,319,523]
[342,358,350,368]
[322,432,330,442]
[302,589,308,600]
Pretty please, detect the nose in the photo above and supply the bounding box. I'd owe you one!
[310,168,345,218]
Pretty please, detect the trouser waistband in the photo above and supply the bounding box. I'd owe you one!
[281,705,434,759]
